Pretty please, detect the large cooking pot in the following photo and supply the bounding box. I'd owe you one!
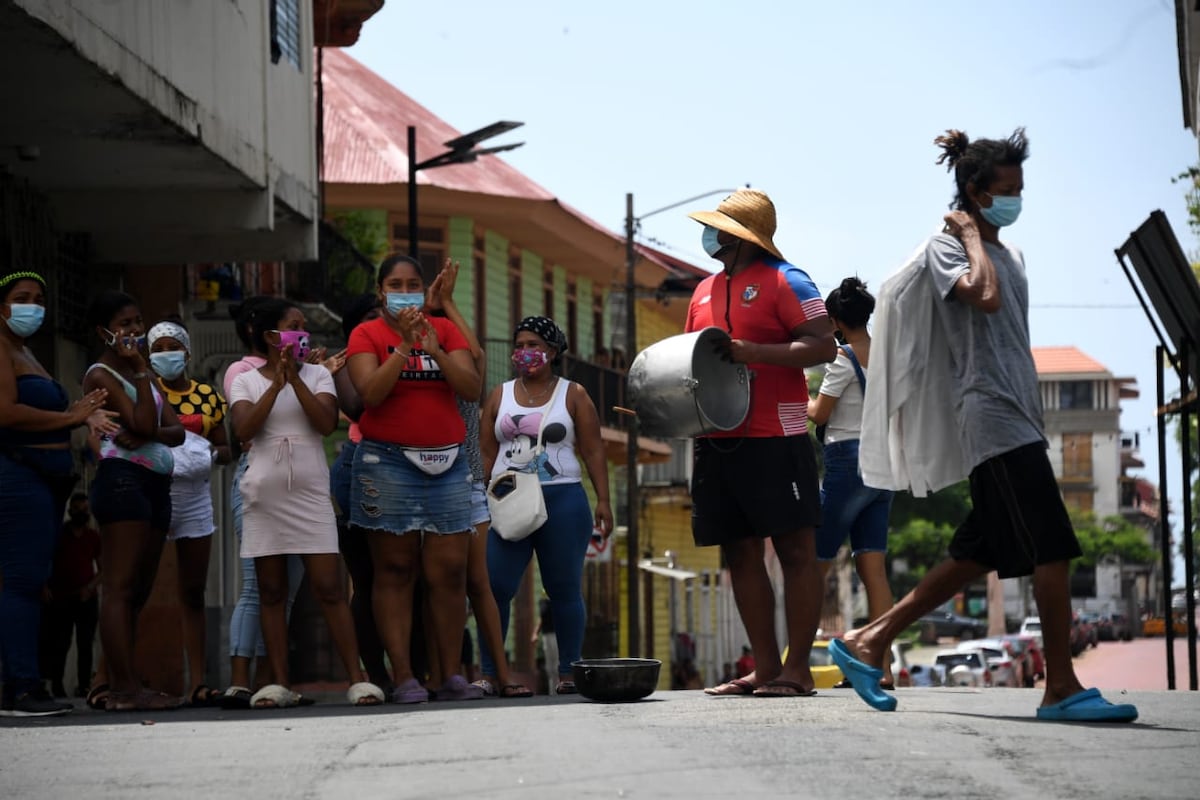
[626,327,750,438]
[571,658,662,702]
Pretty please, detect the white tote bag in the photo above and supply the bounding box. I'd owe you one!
[486,379,566,541]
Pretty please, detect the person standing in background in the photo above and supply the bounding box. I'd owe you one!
[148,320,232,707]
[40,493,102,699]
[807,277,896,688]
[1,269,113,717]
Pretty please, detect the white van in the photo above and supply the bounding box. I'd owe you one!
[1019,616,1043,649]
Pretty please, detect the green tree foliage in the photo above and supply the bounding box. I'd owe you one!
[890,480,971,530]
[1069,510,1155,567]
[328,209,388,299]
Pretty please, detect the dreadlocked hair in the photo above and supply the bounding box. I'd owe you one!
[934,127,1029,211]
[824,277,875,330]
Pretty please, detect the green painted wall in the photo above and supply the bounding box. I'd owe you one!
[485,230,509,343]
[576,276,594,358]
[520,250,542,320]
[552,265,568,328]
[447,216,475,329]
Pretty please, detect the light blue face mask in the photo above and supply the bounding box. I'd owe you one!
[386,292,425,314]
[4,303,45,338]
[701,225,726,257]
[149,351,188,380]
[980,194,1022,227]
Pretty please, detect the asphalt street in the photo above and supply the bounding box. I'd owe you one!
[2,687,1197,800]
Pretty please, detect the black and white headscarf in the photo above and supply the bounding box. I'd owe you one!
[514,316,568,356]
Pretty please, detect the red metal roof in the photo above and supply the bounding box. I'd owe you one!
[1031,346,1110,376]
[321,48,553,199]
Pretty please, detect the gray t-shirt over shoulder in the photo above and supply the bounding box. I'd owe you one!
[925,233,1045,471]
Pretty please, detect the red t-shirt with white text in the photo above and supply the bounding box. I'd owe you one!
[347,316,470,447]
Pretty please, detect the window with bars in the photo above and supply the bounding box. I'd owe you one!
[508,254,522,331]
[543,268,555,316]
[592,289,605,357]
[566,280,578,350]
[389,223,444,279]
[271,0,303,68]
[1059,381,1094,410]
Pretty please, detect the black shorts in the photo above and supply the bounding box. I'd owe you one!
[948,442,1082,579]
[91,458,173,532]
[690,435,821,547]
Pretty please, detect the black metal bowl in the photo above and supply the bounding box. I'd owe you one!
[571,658,662,702]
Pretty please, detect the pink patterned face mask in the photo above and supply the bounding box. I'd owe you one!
[511,348,549,375]
[273,329,311,361]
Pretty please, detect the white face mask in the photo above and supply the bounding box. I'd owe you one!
[701,225,726,257]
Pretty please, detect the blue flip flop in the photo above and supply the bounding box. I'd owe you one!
[1035,688,1137,723]
[828,639,897,712]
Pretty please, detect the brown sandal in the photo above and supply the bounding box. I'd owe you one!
[86,683,110,710]
[106,688,184,712]
[500,684,533,698]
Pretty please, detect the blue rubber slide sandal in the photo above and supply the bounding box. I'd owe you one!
[829,639,897,712]
[1035,688,1138,722]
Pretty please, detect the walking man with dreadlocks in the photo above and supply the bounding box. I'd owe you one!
[831,128,1137,722]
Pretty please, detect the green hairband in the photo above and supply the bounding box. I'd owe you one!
[0,271,46,289]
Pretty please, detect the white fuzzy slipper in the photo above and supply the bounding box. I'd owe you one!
[250,684,301,709]
[347,681,385,706]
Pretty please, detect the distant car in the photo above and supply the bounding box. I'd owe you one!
[935,648,992,688]
[1097,614,1133,642]
[958,640,1021,688]
[918,607,988,642]
[1070,612,1098,656]
[1143,615,1189,637]
[1000,633,1042,685]
[906,661,944,687]
[1019,616,1043,649]
[807,640,844,689]
[802,640,910,689]
[890,641,916,688]
[1077,612,1101,648]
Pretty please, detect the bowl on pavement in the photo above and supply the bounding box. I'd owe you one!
[571,658,662,702]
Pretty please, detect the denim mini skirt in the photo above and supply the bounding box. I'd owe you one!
[350,438,472,535]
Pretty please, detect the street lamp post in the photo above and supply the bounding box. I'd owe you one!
[623,187,734,658]
[407,121,525,259]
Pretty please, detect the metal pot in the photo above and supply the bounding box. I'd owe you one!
[626,327,750,438]
[571,658,662,702]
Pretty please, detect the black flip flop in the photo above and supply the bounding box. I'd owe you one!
[189,685,223,707]
[85,683,110,710]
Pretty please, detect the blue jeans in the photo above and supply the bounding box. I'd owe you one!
[349,439,473,534]
[228,454,303,659]
[816,439,894,561]
[0,448,72,696]
[330,440,357,524]
[480,482,593,678]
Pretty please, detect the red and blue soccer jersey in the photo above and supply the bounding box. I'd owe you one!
[685,256,826,438]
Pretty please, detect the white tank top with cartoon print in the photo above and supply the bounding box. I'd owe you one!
[490,378,581,486]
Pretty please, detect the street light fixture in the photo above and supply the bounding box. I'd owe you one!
[407,121,525,259]
[622,187,735,658]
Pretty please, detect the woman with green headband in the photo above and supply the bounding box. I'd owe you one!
[0,269,117,717]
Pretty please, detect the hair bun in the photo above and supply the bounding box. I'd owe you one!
[934,129,970,170]
[839,276,865,295]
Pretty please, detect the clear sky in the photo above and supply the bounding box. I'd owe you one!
[349,0,1196,575]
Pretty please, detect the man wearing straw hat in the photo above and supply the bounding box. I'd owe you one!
[685,189,837,697]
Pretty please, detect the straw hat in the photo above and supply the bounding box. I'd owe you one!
[688,189,784,261]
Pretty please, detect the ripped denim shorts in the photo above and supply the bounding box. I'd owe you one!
[349,438,472,535]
